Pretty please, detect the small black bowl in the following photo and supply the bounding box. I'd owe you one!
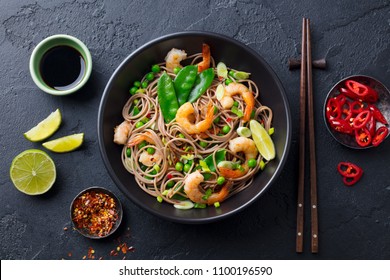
[324,75,390,149]
[70,186,123,239]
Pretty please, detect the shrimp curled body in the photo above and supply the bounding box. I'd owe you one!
[114,121,131,145]
[184,170,230,205]
[176,102,214,134]
[220,82,255,122]
[165,48,187,72]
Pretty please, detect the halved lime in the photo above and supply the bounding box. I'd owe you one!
[42,133,84,153]
[10,149,56,195]
[249,120,275,161]
[24,109,62,142]
[216,62,228,79]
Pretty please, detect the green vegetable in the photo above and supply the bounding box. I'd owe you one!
[135,121,144,128]
[229,70,235,77]
[183,163,191,173]
[173,67,181,74]
[178,133,185,138]
[259,160,266,170]
[166,180,175,188]
[214,202,220,208]
[138,141,147,149]
[153,164,160,172]
[233,101,239,107]
[175,162,184,172]
[126,148,131,157]
[250,110,256,119]
[146,72,154,81]
[231,106,244,118]
[162,190,169,196]
[173,65,198,106]
[225,78,233,85]
[217,176,225,185]
[204,149,226,172]
[157,196,163,203]
[141,81,148,88]
[157,72,179,123]
[202,188,213,200]
[199,141,208,148]
[187,68,215,103]
[213,116,221,124]
[233,71,251,80]
[151,64,160,73]
[147,147,155,155]
[222,125,231,134]
[268,127,275,136]
[199,160,211,172]
[194,203,207,209]
[132,106,140,116]
[248,159,257,168]
[130,86,138,95]
[134,81,141,87]
[202,173,212,180]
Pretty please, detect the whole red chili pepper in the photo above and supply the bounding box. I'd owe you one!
[372,126,389,147]
[369,104,388,125]
[337,162,363,186]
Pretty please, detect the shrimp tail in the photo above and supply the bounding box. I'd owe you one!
[197,43,211,72]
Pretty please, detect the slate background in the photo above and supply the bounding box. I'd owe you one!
[1,0,389,260]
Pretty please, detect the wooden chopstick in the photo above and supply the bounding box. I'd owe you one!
[296,18,319,254]
[296,17,307,253]
[306,19,319,254]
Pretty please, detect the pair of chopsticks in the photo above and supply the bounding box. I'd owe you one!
[296,18,318,254]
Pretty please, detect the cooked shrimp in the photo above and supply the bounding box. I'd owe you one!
[220,82,255,122]
[218,137,258,178]
[184,170,230,205]
[127,131,154,147]
[176,102,214,134]
[113,121,131,145]
[138,151,162,167]
[197,43,211,72]
[165,48,187,72]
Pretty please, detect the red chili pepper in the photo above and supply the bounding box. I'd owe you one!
[355,127,372,147]
[345,80,378,103]
[341,101,354,122]
[352,110,371,129]
[367,115,376,137]
[329,118,354,134]
[350,100,367,115]
[167,173,173,180]
[369,104,388,125]
[339,87,357,100]
[326,97,342,119]
[372,126,389,147]
[337,162,363,186]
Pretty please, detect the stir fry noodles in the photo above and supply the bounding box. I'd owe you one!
[113,44,275,209]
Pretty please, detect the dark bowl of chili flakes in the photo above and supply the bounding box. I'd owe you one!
[324,75,390,149]
[70,187,123,239]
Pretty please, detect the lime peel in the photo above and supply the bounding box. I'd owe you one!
[42,133,84,153]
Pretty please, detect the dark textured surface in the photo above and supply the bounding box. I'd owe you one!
[0,0,389,260]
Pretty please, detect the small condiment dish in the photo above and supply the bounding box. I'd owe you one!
[29,34,92,96]
[70,186,123,239]
[323,75,390,149]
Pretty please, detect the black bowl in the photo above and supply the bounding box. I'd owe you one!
[324,75,390,149]
[70,186,123,239]
[98,31,291,224]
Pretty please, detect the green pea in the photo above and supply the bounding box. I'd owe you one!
[248,159,257,168]
[178,133,185,138]
[135,121,144,128]
[225,78,233,85]
[175,162,184,172]
[133,99,139,105]
[138,141,147,149]
[183,164,191,173]
[229,70,235,77]
[217,176,225,185]
[130,86,138,95]
[199,141,208,148]
[134,81,141,87]
[213,106,218,114]
[173,67,181,74]
[166,180,175,188]
[141,81,148,88]
[188,160,194,166]
[222,125,231,134]
[157,196,163,203]
[146,72,154,81]
[213,116,221,124]
[151,64,161,73]
[147,147,155,155]
[233,101,239,107]
[126,148,131,157]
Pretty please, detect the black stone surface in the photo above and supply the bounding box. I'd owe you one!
[1,0,389,260]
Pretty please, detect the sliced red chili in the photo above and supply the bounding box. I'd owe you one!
[372,126,389,147]
[352,109,371,129]
[337,161,363,186]
[355,127,372,147]
[367,115,376,137]
[345,80,378,103]
[329,118,354,134]
[350,100,367,115]
[339,87,358,100]
[341,101,353,121]
[369,104,388,125]
[326,97,342,119]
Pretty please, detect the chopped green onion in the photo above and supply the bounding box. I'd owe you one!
[153,164,160,172]
[178,133,185,138]
[199,160,211,172]
[233,101,239,107]
[231,106,244,118]
[268,127,275,136]
[216,62,228,79]
[135,121,144,128]
[259,160,266,170]
[162,190,169,196]
[194,203,207,209]
[136,88,146,94]
[157,196,163,203]
[233,71,251,80]
[141,117,150,123]
[184,146,193,152]
[202,188,213,200]
[174,200,194,210]
[133,99,139,105]
[214,202,220,208]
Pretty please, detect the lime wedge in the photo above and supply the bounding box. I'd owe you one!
[237,127,252,138]
[42,133,84,153]
[233,71,251,80]
[249,120,275,161]
[10,149,56,195]
[216,62,228,79]
[24,109,62,142]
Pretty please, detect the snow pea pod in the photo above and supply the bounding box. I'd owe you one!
[187,68,215,103]
[157,72,179,123]
[174,65,198,106]
[203,149,226,172]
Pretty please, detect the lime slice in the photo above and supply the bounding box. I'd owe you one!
[24,109,62,142]
[237,127,252,138]
[216,62,228,79]
[10,149,56,195]
[174,200,194,210]
[249,120,275,161]
[42,133,84,153]
[233,71,251,80]
[215,84,225,101]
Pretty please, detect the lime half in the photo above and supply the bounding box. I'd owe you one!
[10,149,56,195]
[42,133,84,153]
[24,109,62,142]
[249,120,276,161]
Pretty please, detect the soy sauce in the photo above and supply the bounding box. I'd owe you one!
[39,45,86,91]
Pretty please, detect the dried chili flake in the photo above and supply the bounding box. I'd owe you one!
[63,227,68,231]
[68,252,72,257]
[72,191,119,237]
